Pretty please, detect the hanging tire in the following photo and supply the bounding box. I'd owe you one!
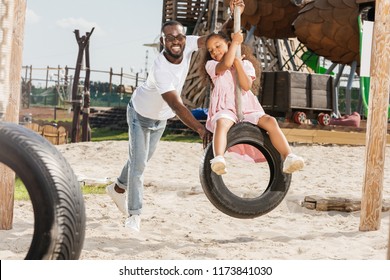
[199,122,291,219]
[0,122,85,259]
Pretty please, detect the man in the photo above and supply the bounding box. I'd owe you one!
[106,0,245,232]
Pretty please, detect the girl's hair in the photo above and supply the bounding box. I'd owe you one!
[204,31,230,62]
[199,31,261,95]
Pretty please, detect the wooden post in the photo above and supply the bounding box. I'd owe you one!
[45,65,49,89]
[28,65,32,107]
[108,67,113,107]
[24,65,28,81]
[81,32,91,142]
[64,65,69,97]
[56,64,60,107]
[0,0,26,230]
[119,67,123,107]
[70,28,94,143]
[359,0,390,231]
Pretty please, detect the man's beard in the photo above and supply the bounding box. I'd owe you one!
[164,48,183,59]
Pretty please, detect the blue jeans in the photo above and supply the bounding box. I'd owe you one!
[116,101,166,215]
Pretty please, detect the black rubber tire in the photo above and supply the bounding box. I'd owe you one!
[199,122,291,219]
[0,122,85,259]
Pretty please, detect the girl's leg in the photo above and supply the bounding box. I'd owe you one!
[210,118,234,175]
[213,118,235,157]
[257,115,304,173]
[257,115,291,159]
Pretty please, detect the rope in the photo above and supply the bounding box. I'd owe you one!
[233,6,244,121]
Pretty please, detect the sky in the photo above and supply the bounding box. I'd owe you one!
[23,0,163,85]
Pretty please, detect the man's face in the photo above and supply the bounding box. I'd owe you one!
[161,24,186,61]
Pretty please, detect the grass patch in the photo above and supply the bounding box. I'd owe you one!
[161,132,202,143]
[47,118,73,123]
[90,127,202,143]
[81,184,107,194]
[14,177,109,200]
[91,127,128,141]
[14,178,30,201]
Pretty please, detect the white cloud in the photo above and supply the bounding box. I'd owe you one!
[56,17,103,35]
[26,9,40,24]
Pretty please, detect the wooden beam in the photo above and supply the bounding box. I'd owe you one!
[70,28,94,143]
[0,0,26,230]
[281,128,390,146]
[359,0,390,231]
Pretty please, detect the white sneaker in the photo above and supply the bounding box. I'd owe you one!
[283,153,305,173]
[125,215,140,232]
[210,155,227,175]
[106,183,127,215]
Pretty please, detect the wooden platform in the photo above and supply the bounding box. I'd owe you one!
[280,120,390,146]
[302,195,390,212]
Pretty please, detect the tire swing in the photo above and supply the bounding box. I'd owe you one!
[199,123,291,219]
[0,122,86,259]
[199,6,291,219]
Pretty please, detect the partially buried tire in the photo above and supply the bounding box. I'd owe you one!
[199,122,291,219]
[0,122,85,259]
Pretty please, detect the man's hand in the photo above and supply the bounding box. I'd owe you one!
[162,91,212,149]
[198,126,212,149]
[229,0,245,15]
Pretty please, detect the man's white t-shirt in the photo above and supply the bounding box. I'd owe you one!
[131,36,199,120]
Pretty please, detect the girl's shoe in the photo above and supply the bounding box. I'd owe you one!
[210,155,227,175]
[283,154,305,173]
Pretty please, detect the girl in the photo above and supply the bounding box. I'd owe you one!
[203,31,304,175]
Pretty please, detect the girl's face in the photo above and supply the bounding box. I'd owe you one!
[206,36,229,62]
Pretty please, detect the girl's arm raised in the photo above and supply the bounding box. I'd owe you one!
[215,31,243,75]
[233,56,253,91]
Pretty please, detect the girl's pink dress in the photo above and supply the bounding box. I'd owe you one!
[205,59,265,132]
[205,59,266,163]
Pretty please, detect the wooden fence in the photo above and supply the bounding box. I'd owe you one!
[22,65,145,90]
